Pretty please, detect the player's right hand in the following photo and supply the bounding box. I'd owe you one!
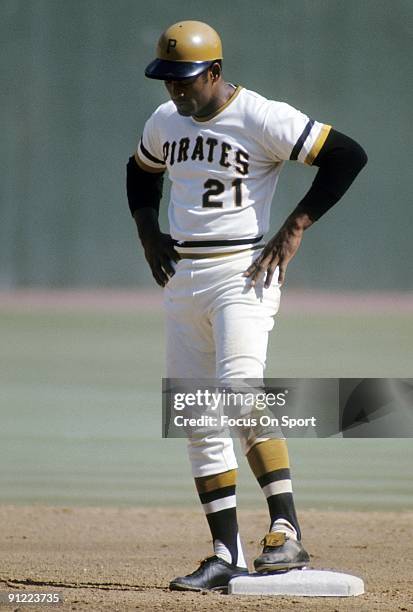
[142,232,180,287]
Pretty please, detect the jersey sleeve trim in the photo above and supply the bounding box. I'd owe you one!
[134,151,165,174]
[138,139,166,169]
[289,119,315,161]
[304,124,332,165]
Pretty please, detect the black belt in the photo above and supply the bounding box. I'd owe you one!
[173,235,263,248]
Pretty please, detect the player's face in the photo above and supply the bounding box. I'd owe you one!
[164,70,215,118]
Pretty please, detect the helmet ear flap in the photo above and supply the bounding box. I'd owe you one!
[145,21,223,81]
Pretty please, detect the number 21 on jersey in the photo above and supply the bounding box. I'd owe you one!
[202,179,243,208]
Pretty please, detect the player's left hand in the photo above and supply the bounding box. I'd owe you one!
[243,220,306,288]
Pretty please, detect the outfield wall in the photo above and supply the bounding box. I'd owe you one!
[1,1,412,290]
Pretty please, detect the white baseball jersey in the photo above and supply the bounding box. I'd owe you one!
[136,86,331,254]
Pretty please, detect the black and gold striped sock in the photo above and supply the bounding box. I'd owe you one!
[195,469,246,567]
[247,439,301,540]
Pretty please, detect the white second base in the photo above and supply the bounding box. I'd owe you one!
[228,569,364,597]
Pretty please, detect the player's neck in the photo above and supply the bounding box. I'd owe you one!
[192,81,236,120]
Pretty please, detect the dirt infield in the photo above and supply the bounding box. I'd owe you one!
[0,506,412,611]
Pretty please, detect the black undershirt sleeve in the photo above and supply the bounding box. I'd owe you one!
[295,128,368,221]
[126,156,164,216]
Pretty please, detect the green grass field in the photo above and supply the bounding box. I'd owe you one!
[0,299,412,510]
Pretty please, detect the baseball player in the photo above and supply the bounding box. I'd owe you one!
[127,21,367,591]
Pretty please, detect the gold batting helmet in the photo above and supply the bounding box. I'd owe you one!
[145,20,223,81]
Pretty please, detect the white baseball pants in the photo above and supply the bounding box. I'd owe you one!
[164,248,281,477]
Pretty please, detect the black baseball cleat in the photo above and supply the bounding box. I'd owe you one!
[254,532,310,573]
[169,555,249,592]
